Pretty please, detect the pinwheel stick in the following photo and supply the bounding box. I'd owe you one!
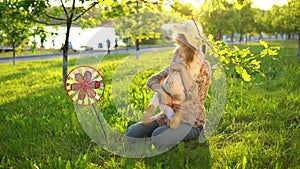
[92,104,108,146]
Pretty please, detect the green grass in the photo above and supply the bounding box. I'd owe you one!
[0,41,299,168]
[0,48,62,58]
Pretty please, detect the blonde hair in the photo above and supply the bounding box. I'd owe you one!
[176,39,196,67]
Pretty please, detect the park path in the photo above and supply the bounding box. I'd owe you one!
[0,46,174,64]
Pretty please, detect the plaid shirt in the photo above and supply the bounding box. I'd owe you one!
[146,53,211,128]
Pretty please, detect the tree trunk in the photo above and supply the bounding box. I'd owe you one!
[239,31,243,44]
[12,43,16,66]
[135,39,139,51]
[135,39,140,60]
[62,21,72,85]
[231,32,234,45]
[297,34,300,58]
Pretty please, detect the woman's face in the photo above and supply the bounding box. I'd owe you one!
[176,40,195,65]
[176,40,188,57]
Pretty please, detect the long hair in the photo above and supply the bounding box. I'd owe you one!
[176,38,196,67]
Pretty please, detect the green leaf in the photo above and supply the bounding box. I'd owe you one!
[103,0,114,6]
[236,66,251,82]
[259,40,268,48]
[260,49,268,57]
[66,160,72,169]
[250,60,261,69]
[268,49,279,56]
[208,34,214,42]
[242,155,247,169]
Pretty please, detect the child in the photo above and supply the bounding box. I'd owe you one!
[142,57,187,128]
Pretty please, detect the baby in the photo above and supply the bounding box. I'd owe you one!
[142,59,186,128]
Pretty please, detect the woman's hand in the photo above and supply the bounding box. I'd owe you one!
[170,62,185,71]
[171,61,194,91]
[171,104,181,113]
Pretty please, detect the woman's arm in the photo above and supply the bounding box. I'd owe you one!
[146,52,179,93]
[146,68,173,105]
[170,62,193,88]
[146,66,169,93]
[196,60,211,105]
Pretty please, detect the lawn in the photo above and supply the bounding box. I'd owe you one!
[0,40,299,168]
[0,49,62,58]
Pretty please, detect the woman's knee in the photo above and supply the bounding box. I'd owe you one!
[151,126,179,147]
[126,123,144,138]
[125,121,158,139]
[151,123,193,146]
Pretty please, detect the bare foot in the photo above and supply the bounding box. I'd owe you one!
[169,112,181,129]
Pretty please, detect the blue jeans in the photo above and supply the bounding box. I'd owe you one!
[125,121,203,146]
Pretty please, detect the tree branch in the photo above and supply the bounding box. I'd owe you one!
[33,19,67,26]
[72,1,98,22]
[69,0,76,23]
[45,13,66,21]
[60,0,69,19]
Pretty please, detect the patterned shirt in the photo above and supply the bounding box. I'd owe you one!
[146,52,211,128]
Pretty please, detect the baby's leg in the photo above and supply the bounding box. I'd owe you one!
[150,93,160,107]
[159,104,175,119]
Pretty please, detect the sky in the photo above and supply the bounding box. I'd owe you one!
[49,0,288,10]
[179,0,288,10]
[251,0,287,10]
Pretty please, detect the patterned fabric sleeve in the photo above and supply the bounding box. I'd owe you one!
[198,60,211,105]
[193,60,211,127]
[146,66,170,90]
[146,53,178,90]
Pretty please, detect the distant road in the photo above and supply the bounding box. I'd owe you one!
[0,46,174,64]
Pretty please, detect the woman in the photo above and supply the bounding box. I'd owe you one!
[125,20,211,147]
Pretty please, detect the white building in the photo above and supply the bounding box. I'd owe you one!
[32,26,117,51]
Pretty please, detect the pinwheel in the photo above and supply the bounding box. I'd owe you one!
[65,66,107,143]
[65,66,105,106]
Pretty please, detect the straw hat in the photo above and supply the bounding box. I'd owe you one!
[172,20,206,54]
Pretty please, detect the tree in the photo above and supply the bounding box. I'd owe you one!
[0,0,47,65]
[195,0,281,81]
[270,5,288,41]
[253,8,266,41]
[201,0,236,42]
[235,1,255,44]
[32,0,100,84]
[113,12,163,49]
[286,0,300,57]
[169,0,195,18]
[102,0,164,52]
[262,9,275,40]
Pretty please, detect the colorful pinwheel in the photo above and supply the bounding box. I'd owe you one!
[65,66,105,106]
